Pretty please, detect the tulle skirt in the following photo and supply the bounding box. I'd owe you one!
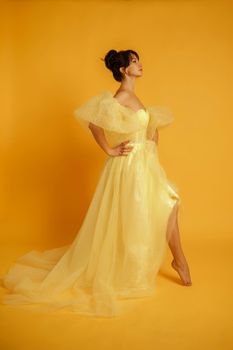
[1,140,180,317]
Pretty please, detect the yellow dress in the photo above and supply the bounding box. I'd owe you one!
[1,90,180,318]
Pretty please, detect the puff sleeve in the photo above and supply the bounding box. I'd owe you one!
[146,105,175,139]
[74,91,146,134]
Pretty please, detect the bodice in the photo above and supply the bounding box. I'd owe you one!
[104,109,150,147]
[74,90,175,145]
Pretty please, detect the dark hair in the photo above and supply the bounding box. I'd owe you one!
[103,49,139,82]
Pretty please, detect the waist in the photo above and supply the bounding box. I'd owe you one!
[127,139,155,146]
[127,139,156,154]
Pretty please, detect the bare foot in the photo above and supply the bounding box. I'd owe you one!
[171,258,192,286]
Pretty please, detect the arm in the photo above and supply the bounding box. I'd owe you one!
[88,122,134,157]
[89,122,112,155]
[151,128,159,145]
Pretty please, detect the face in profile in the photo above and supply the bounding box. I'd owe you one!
[125,53,143,78]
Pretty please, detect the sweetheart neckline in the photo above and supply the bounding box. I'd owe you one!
[106,90,148,115]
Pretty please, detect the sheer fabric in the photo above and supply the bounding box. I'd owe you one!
[1,90,180,317]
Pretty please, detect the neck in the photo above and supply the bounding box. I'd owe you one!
[118,76,136,93]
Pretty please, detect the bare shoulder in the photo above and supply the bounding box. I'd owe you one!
[113,90,145,111]
[113,90,141,110]
[113,90,131,105]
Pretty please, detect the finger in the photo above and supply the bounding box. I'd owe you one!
[123,144,134,149]
[122,149,131,155]
[120,145,134,155]
[122,148,133,153]
[124,146,134,150]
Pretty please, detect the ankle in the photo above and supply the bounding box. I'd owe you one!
[173,256,187,267]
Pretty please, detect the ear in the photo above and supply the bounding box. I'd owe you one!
[119,66,125,75]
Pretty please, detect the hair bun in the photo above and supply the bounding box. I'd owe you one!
[104,49,118,70]
[102,49,139,82]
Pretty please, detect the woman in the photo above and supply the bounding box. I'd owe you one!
[1,49,191,318]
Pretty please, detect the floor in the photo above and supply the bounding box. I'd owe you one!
[0,236,232,350]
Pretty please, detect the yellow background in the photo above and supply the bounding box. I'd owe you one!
[0,1,232,349]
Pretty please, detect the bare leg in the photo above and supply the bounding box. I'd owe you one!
[166,201,192,286]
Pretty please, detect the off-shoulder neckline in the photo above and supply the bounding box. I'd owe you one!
[104,90,148,115]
